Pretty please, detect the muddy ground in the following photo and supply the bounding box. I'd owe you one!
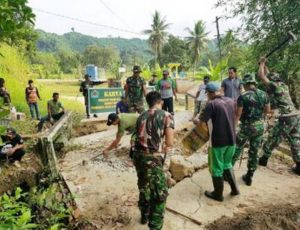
[59,111,300,229]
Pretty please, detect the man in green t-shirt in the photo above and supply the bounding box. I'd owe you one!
[37,92,65,132]
[103,113,139,157]
[156,70,177,115]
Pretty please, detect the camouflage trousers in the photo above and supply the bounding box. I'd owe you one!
[128,101,144,114]
[262,115,300,163]
[132,151,168,230]
[232,121,264,171]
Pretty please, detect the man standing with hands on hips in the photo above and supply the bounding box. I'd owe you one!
[156,70,177,115]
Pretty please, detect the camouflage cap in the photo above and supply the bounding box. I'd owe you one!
[243,74,257,84]
[133,65,142,73]
[267,72,280,81]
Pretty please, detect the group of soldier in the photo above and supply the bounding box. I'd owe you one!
[101,56,299,230]
[1,54,299,230]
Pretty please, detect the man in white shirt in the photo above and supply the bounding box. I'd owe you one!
[192,76,210,120]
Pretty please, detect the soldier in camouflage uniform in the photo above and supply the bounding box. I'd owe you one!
[125,66,147,114]
[132,91,174,229]
[232,74,270,185]
[258,57,300,175]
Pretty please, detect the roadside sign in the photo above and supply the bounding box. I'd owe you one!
[88,88,124,114]
[88,86,157,114]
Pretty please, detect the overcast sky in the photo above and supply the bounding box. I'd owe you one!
[28,0,240,39]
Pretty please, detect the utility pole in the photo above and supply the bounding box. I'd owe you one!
[215,16,222,80]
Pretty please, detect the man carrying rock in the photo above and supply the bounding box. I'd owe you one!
[232,74,270,185]
[102,112,139,157]
[37,92,65,132]
[197,82,239,201]
[258,57,300,175]
[132,91,174,229]
[125,66,147,114]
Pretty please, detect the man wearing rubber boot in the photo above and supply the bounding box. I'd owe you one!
[198,82,240,202]
[232,74,270,185]
[258,57,300,175]
[132,91,174,229]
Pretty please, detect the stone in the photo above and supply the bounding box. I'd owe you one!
[186,152,208,170]
[163,157,171,172]
[170,155,195,182]
[167,176,177,188]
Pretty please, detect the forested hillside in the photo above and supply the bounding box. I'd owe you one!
[36,30,153,65]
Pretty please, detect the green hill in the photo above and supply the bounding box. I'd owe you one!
[36,30,153,63]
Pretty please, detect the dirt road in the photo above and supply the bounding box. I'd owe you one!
[59,111,300,229]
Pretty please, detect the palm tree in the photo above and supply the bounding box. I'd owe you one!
[185,20,209,79]
[144,11,170,67]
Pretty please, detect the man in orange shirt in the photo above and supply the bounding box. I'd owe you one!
[25,79,41,120]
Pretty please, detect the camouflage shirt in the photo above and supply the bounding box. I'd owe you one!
[266,81,296,115]
[237,88,269,123]
[135,109,175,152]
[126,76,146,103]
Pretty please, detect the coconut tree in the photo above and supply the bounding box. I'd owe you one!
[185,20,209,78]
[144,11,170,67]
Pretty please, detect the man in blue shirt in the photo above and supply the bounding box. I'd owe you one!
[221,67,243,100]
[116,95,128,114]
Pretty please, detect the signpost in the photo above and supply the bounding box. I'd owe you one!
[88,86,156,114]
[88,88,124,114]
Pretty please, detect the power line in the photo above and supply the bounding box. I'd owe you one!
[32,8,142,36]
[98,0,134,30]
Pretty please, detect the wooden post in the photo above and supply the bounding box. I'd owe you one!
[38,111,73,177]
[185,94,189,110]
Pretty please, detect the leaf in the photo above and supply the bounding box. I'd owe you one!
[49,224,60,230]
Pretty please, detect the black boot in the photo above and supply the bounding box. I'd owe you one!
[223,169,240,195]
[258,156,268,166]
[242,170,254,186]
[205,177,224,202]
[292,162,300,175]
[140,213,149,225]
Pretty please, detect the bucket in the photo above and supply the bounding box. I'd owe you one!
[182,124,209,156]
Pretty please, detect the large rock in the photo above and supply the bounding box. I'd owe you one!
[186,152,208,170]
[170,155,195,182]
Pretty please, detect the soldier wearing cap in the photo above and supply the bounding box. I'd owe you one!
[156,70,177,115]
[197,82,239,201]
[80,74,94,118]
[102,113,139,156]
[232,74,270,185]
[0,128,25,163]
[258,57,300,175]
[125,66,147,114]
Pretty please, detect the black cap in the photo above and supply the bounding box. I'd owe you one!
[107,113,118,126]
[133,65,142,73]
[7,127,16,135]
[204,76,210,82]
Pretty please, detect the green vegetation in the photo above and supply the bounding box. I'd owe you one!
[143,11,170,66]
[0,0,35,46]
[185,20,209,78]
[0,185,70,229]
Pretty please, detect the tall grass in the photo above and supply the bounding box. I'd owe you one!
[0,44,84,116]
